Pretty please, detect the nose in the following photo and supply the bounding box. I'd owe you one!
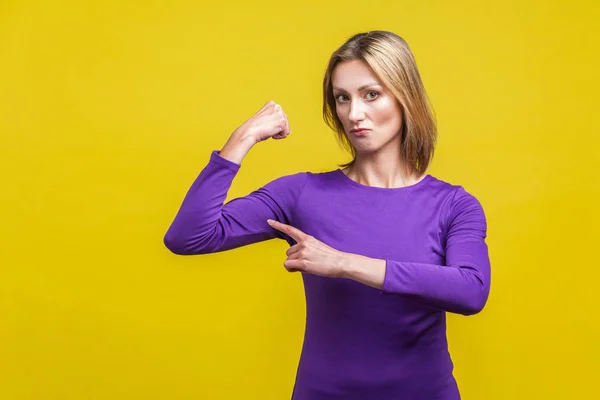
[348,99,365,123]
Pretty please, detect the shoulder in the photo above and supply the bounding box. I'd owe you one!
[267,168,340,189]
[258,168,344,206]
[259,170,310,195]
[427,175,487,229]
[427,175,483,206]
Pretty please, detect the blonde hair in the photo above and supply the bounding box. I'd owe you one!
[323,31,437,174]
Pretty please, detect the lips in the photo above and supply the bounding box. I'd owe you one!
[350,128,370,136]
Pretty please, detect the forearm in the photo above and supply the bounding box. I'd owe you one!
[164,130,255,254]
[164,151,241,254]
[340,253,386,290]
[219,128,255,165]
[340,253,489,315]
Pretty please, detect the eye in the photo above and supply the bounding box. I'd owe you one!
[335,94,349,102]
[365,91,380,100]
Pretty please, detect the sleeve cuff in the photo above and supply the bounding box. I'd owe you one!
[210,149,242,172]
[380,259,391,294]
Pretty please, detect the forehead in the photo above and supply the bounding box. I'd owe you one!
[332,59,381,89]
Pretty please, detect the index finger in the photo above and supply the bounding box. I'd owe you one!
[267,219,307,241]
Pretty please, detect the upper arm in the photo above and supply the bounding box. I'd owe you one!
[213,172,310,251]
[445,187,491,287]
[163,149,310,255]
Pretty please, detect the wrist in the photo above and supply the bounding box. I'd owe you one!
[339,253,386,290]
[220,131,255,164]
[232,126,258,146]
[338,252,361,279]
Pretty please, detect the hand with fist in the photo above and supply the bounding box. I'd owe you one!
[243,100,291,143]
[219,100,291,164]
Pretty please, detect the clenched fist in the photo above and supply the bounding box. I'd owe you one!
[236,100,292,144]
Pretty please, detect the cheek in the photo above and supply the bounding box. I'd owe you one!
[372,97,402,126]
[335,106,342,121]
[373,99,402,134]
[335,106,350,126]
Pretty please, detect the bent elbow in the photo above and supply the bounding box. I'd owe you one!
[460,298,486,316]
[459,286,490,316]
[163,231,193,255]
[163,228,220,255]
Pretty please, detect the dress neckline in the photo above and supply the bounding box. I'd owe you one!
[334,168,433,192]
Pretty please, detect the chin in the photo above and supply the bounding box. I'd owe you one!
[353,143,381,155]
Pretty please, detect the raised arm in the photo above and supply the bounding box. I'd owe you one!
[163,101,307,255]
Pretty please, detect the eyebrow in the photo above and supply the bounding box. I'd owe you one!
[332,82,382,92]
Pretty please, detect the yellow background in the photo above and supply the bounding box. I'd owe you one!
[1,0,598,398]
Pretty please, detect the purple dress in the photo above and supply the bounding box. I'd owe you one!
[164,150,491,400]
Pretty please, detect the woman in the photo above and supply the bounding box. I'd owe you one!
[164,30,491,400]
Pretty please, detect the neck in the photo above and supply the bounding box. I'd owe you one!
[344,152,425,189]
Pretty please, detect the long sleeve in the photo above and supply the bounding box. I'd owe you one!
[163,150,308,255]
[381,187,491,315]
